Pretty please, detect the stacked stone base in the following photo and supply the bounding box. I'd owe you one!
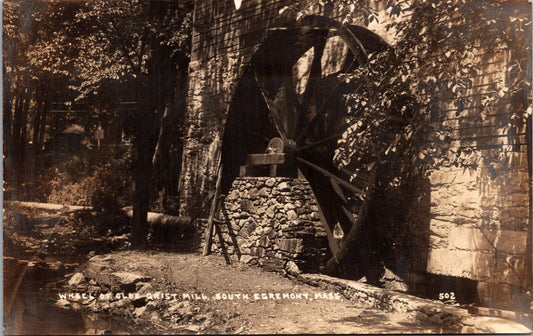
[207,177,330,274]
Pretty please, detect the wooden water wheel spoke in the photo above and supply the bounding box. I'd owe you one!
[253,71,287,139]
[295,58,361,146]
[337,26,368,63]
[297,32,328,131]
[296,157,363,196]
[282,75,301,139]
[295,89,338,145]
[297,132,343,151]
[329,177,348,204]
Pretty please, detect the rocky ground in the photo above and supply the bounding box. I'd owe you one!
[4,203,445,334]
[60,251,443,334]
[4,203,530,334]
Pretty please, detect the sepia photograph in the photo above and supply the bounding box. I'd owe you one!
[3,0,533,334]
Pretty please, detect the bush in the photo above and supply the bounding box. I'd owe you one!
[46,143,134,211]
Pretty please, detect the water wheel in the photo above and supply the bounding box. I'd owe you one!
[222,15,388,276]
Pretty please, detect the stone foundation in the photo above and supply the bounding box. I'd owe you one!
[207,177,329,274]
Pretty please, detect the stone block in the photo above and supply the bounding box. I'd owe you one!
[427,249,525,285]
[278,238,303,254]
[258,187,270,197]
[430,166,479,186]
[261,258,285,272]
[448,226,527,255]
[258,235,270,247]
[250,247,266,257]
[476,281,519,309]
[285,260,301,276]
[68,273,85,286]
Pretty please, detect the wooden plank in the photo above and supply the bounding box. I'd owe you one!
[246,153,287,165]
[202,164,224,256]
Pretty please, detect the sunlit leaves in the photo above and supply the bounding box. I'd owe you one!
[69,0,193,102]
[322,0,531,187]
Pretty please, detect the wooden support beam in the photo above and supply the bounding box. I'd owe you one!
[246,153,287,165]
[269,164,278,177]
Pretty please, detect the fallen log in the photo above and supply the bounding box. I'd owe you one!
[4,201,90,212]
[6,201,190,231]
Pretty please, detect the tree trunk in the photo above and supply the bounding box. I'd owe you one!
[131,153,151,249]
[130,101,155,249]
[38,98,48,151]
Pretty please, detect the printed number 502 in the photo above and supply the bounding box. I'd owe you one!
[439,292,455,300]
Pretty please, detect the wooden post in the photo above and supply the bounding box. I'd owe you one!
[202,164,223,256]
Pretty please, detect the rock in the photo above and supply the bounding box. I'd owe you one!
[71,302,83,312]
[265,178,276,187]
[110,298,131,309]
[284,203,295,211]
[285,261,301,276]
[248,188,259,198]
[240,255,255,264]
[111,272,151,288]
[261,258,285,272]
[68,272,85,286]
[234,326,246,334]
[136,282,153,295]
[265,205,276,218]
[258,187,270,197]
[286,210,298,220]
[277,182,290,191]
[258,236,270,247]
[278,238,303,254]
[183,325,201,332]
[55,299,71,309]
[150,312,161,323]
[134,306,147,316]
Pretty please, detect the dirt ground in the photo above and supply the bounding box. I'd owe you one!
[4,204,442,334]
[66,251,442,334]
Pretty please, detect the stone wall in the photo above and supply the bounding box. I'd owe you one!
[425,43,531,305]
[207,177,330,274]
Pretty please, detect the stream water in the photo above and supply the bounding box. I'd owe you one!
[4,257,130,335]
